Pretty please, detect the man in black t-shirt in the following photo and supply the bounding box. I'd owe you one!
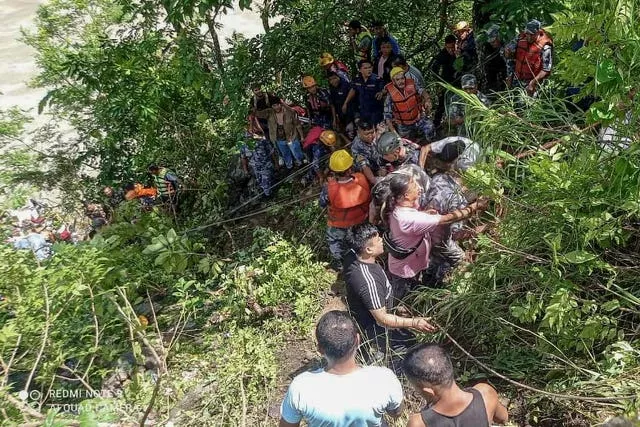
[343,224,436,369]
[430,35,459,127]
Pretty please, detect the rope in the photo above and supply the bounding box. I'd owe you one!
[183,192,321,234]
[433,321,638,402]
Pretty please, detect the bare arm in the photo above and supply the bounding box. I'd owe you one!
[362,165,378,186]
[369,308,436,333]
[438,199,487,224]
[418,144,431,169]
[407,412,427,427]
[473,383,509,425]
[342,88,356,113]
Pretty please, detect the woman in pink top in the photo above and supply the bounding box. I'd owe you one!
[382,173,486,290]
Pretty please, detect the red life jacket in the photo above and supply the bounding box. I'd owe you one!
[332,60,350,75]
[514,30,553,81]
[327,173,371,228]
[385,78,421,125]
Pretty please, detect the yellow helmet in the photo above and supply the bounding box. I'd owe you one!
[302,75,317,88]
[319,53,335,67]
[320,130,337,146]
[329,149,354,172]
[390,66,405,80]
[455,21,470,31]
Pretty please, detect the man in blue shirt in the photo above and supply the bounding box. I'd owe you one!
[342,59,386,126]
[328,72,356,137]
[371,20,401,62]
[279,310,404,427]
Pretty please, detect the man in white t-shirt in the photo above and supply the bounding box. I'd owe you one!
[279,310,404,427]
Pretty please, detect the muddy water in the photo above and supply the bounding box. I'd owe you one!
[0,0,263,113]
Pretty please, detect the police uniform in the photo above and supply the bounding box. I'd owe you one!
[239,138,275,196]
[351,74,385,125]
[351,135,382,175]
[447,75,491,137]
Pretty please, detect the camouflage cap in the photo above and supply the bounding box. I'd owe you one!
[461,74,477,89]
[486,24,500,42]
[525,19,542,34]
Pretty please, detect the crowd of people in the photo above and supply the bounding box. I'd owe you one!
[250,17,559,427]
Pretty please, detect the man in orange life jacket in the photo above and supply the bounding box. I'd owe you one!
[384,67,434,145]
[319,150,372,270]
[511,20,553,96]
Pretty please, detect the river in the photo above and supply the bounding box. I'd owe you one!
[0,0,264,114]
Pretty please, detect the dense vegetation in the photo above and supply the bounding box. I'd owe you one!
[1,0,639,425]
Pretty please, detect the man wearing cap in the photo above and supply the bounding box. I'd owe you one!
[371,20,401,62]
[384,67,434,144]
[319,150,371,270]
[483,24,510,92]
[454,21,477,74]
[319,52,350,82]
[391,55,425,92]
[302,76,334,129]
[253,97,306,170]
[343,59,386,126]
[512,19,553,95]
[376,131,428,172]
[346,20,373,64]
[447,74,490,137]
[351,121,382,185]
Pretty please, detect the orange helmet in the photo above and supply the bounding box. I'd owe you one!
[320,130,337,146]
[302,75,317,88]
[319,53,335,67]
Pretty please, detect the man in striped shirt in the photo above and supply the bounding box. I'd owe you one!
[343,224,436,370]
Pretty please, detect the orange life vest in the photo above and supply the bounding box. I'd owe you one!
[514,30,553,81]
[125,184,158,201]
[385,78,421,125]
[327,173,371,228]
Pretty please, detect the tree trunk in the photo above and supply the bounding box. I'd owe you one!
[206,11,225,76]
[260,0,270,33]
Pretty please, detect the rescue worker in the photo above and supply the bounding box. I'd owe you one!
[384,67,434,144]
[302,76,334,129]
[454,21,477,74]
[425,136,482,171]
[447,74,491,137]
[351,121,382,185]
[124,183,157,202]
[328,72,356,138]
[483,24,511,92]
[391,55,425,91]
[343,60,386,126]
[148,164,179,206]
[431,35,459,127]
[238,134,277,198]
[319,150,371,270]
[373,38,397,83]
[511,19,553,95]
[253,97,306,170]
[319,52,350,82]
[376,131,428,171]
[346,20,373,64]
[371,20,401,62]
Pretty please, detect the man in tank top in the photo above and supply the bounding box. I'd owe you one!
[403,344,509,427]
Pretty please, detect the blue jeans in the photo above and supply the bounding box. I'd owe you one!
[276,139,304,169]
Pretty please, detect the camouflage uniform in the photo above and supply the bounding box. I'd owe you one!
[447,90,491,137]
[239,138,275,196]
[423,172,468,283]
[351,135,382,175]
